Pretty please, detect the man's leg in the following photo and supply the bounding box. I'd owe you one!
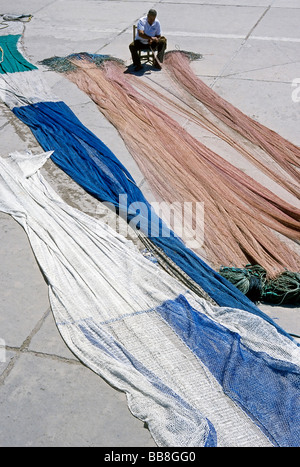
[129,40,143,69]
[157,36,167,63]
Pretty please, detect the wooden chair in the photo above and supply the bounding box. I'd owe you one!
[133,25,155,65]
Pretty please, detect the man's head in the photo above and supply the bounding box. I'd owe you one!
[147,9,157,25]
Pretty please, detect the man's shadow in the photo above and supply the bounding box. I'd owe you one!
[124,63,162,76]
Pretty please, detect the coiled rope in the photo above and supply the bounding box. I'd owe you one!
[219,265,300,306]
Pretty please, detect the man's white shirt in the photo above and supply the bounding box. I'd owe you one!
[136,16,161,44]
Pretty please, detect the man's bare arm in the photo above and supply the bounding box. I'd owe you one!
[138,29,161,42]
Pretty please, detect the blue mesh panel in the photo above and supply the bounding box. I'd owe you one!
[157,294,300,447]
[79,318,217,447]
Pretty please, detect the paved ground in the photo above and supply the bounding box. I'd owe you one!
[0,0,299,447]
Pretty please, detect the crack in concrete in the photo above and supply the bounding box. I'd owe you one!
[95,0,163,54]
[0,121,9,132]
[221,59,300,79]
[0,307,52,385]
[210,4,273,89]
[32,0,58,15]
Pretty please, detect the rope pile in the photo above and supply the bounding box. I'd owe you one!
[219,265,300,305]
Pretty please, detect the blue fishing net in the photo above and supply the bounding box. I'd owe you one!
[12,99,294,341]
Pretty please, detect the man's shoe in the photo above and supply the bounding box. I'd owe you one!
[153,60,162,70]
[134,64,143,72]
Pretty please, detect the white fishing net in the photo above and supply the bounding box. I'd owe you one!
[0,151,280,447]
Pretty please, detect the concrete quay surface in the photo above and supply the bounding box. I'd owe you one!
[0,0,299,447]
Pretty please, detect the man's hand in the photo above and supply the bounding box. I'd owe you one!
[149,36,158,44]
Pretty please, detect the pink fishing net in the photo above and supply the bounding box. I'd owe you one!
[164,51,300,199]
[64,57,300,276]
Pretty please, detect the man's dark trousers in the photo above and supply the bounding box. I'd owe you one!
[129,37,167,67]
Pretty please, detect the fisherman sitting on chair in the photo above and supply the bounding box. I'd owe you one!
[129,9,167,72]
